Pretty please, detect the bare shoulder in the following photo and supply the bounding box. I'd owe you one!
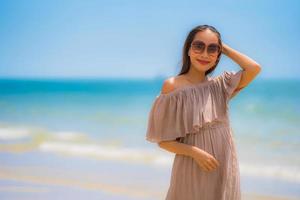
[161,75,189,94]
[161,77,177,94]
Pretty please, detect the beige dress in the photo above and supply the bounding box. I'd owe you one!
[146,70,243,200]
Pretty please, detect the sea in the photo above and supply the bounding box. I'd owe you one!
[0,77,299,200]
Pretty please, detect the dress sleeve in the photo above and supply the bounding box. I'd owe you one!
[145,94,183,143]
[220,70,244,100]
[146,82,232,143]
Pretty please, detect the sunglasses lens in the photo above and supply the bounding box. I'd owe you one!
[192,42,205,52]
[191,41,220,55]
[207,44,220,54]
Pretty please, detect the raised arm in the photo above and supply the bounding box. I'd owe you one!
[222,42,262,97]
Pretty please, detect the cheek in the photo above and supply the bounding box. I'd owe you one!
[211,57,217,64]
[210,56,219,64]
[204,58,218,69]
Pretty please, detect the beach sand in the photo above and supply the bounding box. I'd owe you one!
[0,162,298,200]
[243,193,298,200]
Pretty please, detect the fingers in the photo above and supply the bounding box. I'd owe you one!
[211,158,220,167]
[203,158,220,171]
[205,162,216,171]
[194,151,220,172]
[203,163,212,171]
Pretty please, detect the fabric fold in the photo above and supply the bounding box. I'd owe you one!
[219,70,244,100]
[145,78,229,143]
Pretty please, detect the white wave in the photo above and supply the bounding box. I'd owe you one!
[240,162,300,183]
[51,131,87,141]
[38,141,173,166]
[2,124,299,184]
[0,127,31,140]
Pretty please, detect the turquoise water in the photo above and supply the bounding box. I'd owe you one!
[0,78,299,199]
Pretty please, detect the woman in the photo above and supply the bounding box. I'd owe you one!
[145,24,261,200]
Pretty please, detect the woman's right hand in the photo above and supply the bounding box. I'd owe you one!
[191,147,220,172]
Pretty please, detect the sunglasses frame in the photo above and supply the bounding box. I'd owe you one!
[190,40,221,55]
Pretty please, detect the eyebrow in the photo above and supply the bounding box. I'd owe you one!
[192,40,218,45]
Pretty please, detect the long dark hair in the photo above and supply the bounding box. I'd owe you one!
[178,25,223,77]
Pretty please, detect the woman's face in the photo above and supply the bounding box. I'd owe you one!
[188,29,220,73]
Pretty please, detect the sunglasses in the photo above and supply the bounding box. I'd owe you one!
[191,40,221,55]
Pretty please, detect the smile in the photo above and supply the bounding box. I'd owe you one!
[197,59,210,65]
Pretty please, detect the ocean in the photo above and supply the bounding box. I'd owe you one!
[0,77,299,199]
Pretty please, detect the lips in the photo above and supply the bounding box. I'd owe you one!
[197,59,210,65]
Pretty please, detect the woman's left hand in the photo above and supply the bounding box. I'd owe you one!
[221,42,228,55]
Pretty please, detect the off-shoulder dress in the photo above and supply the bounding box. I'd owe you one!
[146,70,243,200]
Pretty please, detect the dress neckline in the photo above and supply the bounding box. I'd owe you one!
[158,75,214,97]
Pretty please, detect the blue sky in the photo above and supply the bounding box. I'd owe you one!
[0,0,299,79]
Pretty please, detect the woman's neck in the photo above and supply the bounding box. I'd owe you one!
[185,67,207,84]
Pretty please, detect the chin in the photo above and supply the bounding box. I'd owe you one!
[192,62,212,72]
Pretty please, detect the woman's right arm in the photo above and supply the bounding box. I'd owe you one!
[158,140,196,158]
[158,141,220,172]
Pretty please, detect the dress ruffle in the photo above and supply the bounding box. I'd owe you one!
[219,70,244,100]
[145,70,243,143]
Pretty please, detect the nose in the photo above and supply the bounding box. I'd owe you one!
[201,46,209,58]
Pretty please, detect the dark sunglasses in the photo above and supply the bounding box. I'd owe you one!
[191,40,221,55]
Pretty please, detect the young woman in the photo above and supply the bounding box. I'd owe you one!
[146,24,261,200]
